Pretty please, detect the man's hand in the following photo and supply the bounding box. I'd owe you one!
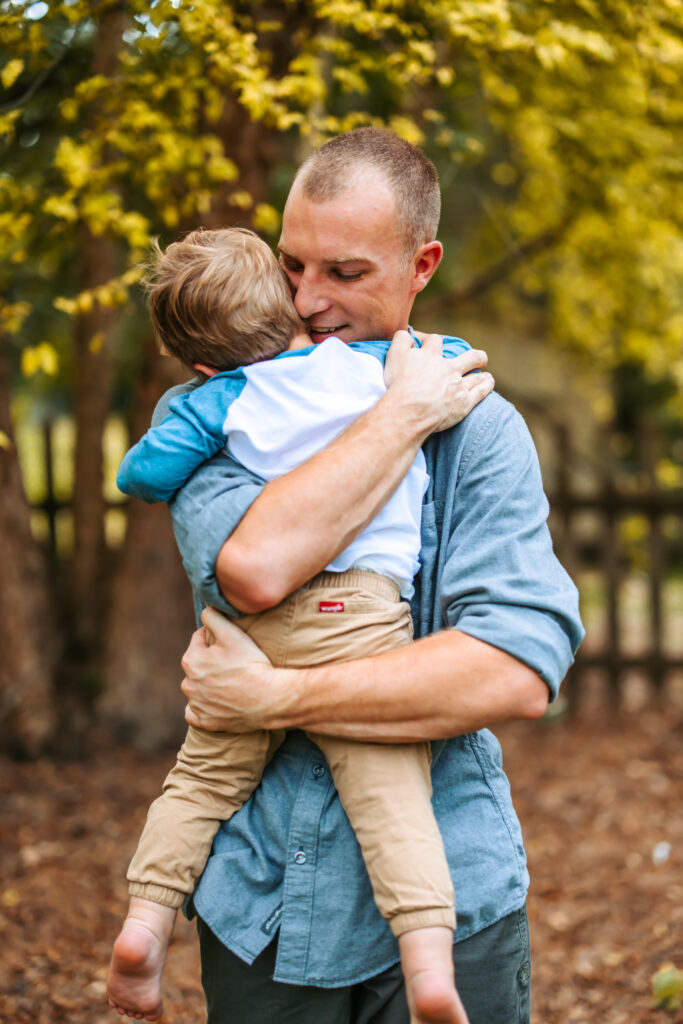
[384,330,494,436]
[181,607,290,732]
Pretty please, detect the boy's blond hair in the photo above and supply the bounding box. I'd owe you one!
[144,227,304,374]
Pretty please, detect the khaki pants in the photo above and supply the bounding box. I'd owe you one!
[127,570,455,936]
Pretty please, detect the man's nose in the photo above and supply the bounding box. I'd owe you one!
[292,271,330,320]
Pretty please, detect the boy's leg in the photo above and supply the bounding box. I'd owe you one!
[108,595,299,1020]
[109,725,284,1019]
[308,735,454,935]
[107,897,176,1021]
[127,725,282,904]
[272,571,462,1023]
[310,732,464,1024]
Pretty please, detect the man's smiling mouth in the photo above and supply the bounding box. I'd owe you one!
[308,325,347,340]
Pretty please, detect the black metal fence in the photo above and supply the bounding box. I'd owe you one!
[511,391,683,703]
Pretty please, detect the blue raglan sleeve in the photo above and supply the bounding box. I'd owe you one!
[117,374,244,503]
[441,335,471,358]
[436,395,584,700]
[349,335,471,364]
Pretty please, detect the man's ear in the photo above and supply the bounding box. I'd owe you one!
[410,241,443,295]
[193,362,219,378]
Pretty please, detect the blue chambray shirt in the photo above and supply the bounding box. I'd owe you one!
[157,371,584,987]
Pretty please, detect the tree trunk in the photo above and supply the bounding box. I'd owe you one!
[100,338,194,749]
[67,3,127,678]
[69,227,118,654]
[0,342,57,757]
[203,93,281,228]
[99,100,282,749]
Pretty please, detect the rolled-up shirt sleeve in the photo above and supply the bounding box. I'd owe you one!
[438,398,584,701]
[153,384,265,617]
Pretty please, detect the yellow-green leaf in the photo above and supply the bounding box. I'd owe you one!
[21,343,59,378]
[1,59,24,90]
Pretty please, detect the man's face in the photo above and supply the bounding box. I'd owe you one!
[278,171,430,344]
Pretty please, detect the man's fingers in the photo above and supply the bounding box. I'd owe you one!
[184,703,199,726]
[466,371,495,392]
[419,332,444,355]
[180,626,208,677]
[388,328,415,353]
[201,605,234,639]
[465,373,495,408]
[450,347,488,374]
[201,605,273,664]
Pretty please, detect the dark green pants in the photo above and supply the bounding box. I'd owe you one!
[198,907,531,1024]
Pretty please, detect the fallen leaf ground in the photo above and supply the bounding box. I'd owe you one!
[1,705,681,1024]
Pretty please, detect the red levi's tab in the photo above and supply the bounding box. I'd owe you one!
[319,601,345,613]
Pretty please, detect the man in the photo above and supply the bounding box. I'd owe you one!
[166,128,583,1023]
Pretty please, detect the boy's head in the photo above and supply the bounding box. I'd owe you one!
[145,227,305,376]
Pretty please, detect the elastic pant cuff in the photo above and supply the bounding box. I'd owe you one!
[128,881,186,909]
[390,907,456,937]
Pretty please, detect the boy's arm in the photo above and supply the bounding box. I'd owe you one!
[117,376,242,503]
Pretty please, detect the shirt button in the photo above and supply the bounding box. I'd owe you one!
[294,850,307,865]
[312,763,325,778]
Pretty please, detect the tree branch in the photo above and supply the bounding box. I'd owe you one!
[444,216,573,307]
[0,48,70,115]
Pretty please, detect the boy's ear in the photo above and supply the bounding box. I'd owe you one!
[193,362,219,378]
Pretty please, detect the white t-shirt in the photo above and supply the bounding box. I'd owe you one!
[223,337,428,597]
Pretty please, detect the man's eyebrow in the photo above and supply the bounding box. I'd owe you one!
[277,246,373,266]
[327,255,373,265]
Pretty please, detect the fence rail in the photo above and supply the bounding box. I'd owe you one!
[512,388,683,704]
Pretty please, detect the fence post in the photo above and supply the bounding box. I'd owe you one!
[42,419,58,566]
[643,425,665,692]
[601,444,622,703]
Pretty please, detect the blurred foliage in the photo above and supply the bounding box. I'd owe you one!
[652,962,683,1012]
[1,0,682,427]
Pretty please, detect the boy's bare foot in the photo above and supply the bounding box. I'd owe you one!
[107,897,177,1021]
[399,927,470,1024]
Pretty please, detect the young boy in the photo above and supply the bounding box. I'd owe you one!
[107,227,493,1024]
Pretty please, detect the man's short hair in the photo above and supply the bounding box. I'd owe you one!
[295,127,441,259]
[144,227,304,375]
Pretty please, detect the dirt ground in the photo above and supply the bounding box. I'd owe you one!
[1,705,681,1024]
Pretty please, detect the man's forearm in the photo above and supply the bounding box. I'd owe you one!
[266,630,549,741]
[182,616,549,741]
